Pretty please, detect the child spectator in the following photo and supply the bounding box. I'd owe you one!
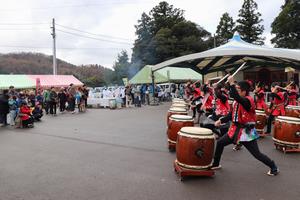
[19,101,34,128]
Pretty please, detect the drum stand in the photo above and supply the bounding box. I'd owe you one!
[167,140,176,152]
[273,138,300,153]
[173,160,215,181]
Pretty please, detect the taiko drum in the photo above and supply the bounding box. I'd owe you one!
[167,115,194,149]
[255,110,267,134]
[285,105,300,118]
[273,116,300,149]
[167,107,188,125]
[175,127,215,170]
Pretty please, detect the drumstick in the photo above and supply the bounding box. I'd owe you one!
[215,74,229,85]
[225,62,247,83]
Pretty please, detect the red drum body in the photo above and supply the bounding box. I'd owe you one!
[285,106,300,118]
[167,115,194,150]
[273,116,300,152]
[167,107,187,125]
[176,127,215,170]
[255,110,267,135]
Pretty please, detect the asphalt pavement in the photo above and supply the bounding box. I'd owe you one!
[0,103,299,200]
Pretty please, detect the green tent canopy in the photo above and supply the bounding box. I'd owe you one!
[158,67,202,82]
[0,75,35,89]
[129,65,168,84]
[129,65,202,84]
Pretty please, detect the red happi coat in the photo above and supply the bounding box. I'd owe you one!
[204,94,214,110]
[193,88,201,99]
[255,89,267,110]
[20,106,31,121]
[215,94,230,116]
[288,89,298,106]
[270,92,285,116]
[228,96,256,142]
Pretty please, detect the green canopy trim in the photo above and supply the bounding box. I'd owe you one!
[0,75,35,89]
[129,65,202,84]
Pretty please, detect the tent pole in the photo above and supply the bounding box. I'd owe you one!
[151,68,158,106]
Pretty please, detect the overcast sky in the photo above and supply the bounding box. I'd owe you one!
[0,0,284,69]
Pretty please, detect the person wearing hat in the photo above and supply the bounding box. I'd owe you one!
[211,76,279,176]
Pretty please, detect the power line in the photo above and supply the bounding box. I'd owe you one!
[0,28,49,31]
[0,45,128,50]
[0,1,152,11]
[56,29,133,45]
[0,22,49,25]
[55,23,133,42]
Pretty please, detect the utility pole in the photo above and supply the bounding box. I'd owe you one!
[51,18,57,75]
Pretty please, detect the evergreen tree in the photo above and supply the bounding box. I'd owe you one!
[131,12,153,67]
[216,12,235,45]
[236,0,265,45]
[271,0,300,48]
[131,1,211,71]
[113,50,130,85]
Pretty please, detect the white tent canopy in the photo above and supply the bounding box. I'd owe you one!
[152,32,300,74]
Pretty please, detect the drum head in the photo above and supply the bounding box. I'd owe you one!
[170,114,193,121]
[286,105,300,109]
[255,110,265,115]
[180,127,212,136]
[171,103,186,107]
[169,107,186,112]
[277,116,300,124]
[173,98,184,101]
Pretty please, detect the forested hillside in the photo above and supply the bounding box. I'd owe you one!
[0,52,115,87]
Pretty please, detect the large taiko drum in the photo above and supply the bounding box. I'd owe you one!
[167,107,188,125]
[255,110,267,134]
[175,127,215,170]
[167,115,194,150]
[285,105,300,118]
[273,116,300,151]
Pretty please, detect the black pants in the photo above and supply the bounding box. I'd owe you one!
[0,113,7,125]
[49,102,57,114]
[23,117,34,128]
[69,98,75,111]
[266,115,275,133]
[85,99,88,107]
[33,113,43,121]
[60,101,66,112]
[44,101,50,114]
[213,134,276,169]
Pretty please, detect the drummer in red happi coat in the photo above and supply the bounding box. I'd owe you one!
[286,83,298,106]
[265,83,286,135]
[212,76,279,176]
[254,83,267,111]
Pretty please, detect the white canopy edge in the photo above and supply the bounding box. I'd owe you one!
[151,33,300,72]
